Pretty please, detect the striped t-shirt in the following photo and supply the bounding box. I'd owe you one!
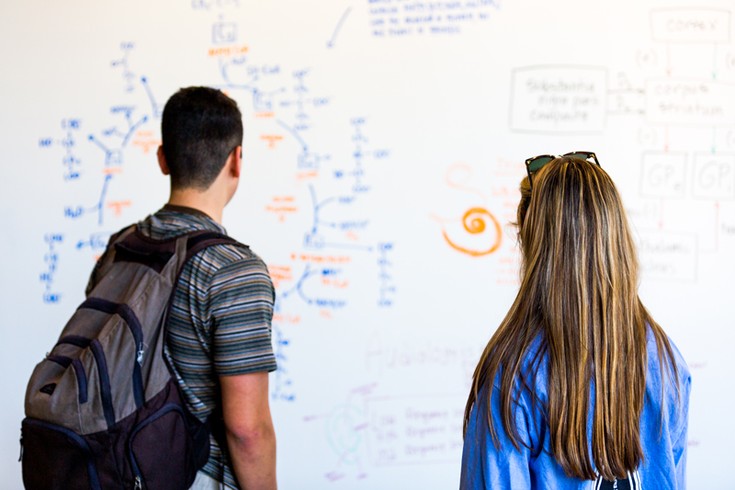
[88,205,277,489]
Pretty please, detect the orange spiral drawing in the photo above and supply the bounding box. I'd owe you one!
[442,207,502,257]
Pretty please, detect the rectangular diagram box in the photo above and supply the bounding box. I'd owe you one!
[651,8,731,43]
[637,231,697,282]
[640,152,687,198]
[692,153,735,199]
[510,66,607,133]
[366,395,463,466]
[646,79,735,126]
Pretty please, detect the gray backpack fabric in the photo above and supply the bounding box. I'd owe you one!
[21,225,240,489]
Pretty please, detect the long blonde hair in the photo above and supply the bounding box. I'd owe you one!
[464,157,678,480]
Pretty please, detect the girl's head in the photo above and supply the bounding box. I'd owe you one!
[516,155,639,309]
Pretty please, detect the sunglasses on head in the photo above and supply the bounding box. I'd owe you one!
[524,151,600,188]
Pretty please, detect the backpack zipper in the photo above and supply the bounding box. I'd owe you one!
[127,404,185,490]
[79,298,145,408]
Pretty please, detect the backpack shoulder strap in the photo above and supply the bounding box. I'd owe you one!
[182,231,247,263]
[111,228,246,272]
[86,225,138,294]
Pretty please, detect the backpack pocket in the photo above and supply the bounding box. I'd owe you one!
[21,417,102,490]
[128,403,203,490]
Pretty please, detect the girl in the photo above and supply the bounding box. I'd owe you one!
[461,154,690,489]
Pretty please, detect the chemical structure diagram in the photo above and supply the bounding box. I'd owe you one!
[187,5,398,404]
[38,118,83,181]
[37,42,163,303]
[278,69,331,133]
[376,242,396,308]
[304,117,390,251]
[111,42,137,93]
[217,55,284,112]
[59,100,150,227]
[270,322,295,403]
[39,233,64,304]
[266,113,393,401]
[38,5,398,410]
[268,115,393,399]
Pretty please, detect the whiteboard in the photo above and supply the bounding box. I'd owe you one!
[2,0,734,488]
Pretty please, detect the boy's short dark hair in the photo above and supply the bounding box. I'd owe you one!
[161,87,243,190]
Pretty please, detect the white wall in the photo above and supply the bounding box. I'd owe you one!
[2,0,734,488]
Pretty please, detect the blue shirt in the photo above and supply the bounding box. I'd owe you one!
[461,328,691,489]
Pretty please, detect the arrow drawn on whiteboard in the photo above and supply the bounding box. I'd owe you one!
[327,7,352,49]
[701,201,721,254]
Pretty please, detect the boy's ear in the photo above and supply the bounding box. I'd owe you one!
[157,146,170,175]
[231,145,242,178]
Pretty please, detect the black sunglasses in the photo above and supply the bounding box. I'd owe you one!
[525,151,600,188]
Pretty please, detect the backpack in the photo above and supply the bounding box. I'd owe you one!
[21,225,240,490]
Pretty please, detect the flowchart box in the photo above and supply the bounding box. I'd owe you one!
[651,8,731,43]
[646,79,735,126]
[637,231,697,282]
[692,153,735,199]
[640,152,687,198]
[510,66,607,133]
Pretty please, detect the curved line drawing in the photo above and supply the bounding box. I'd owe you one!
[446,163,486,201]
[441,207,502,257]
[325,404,364,465]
